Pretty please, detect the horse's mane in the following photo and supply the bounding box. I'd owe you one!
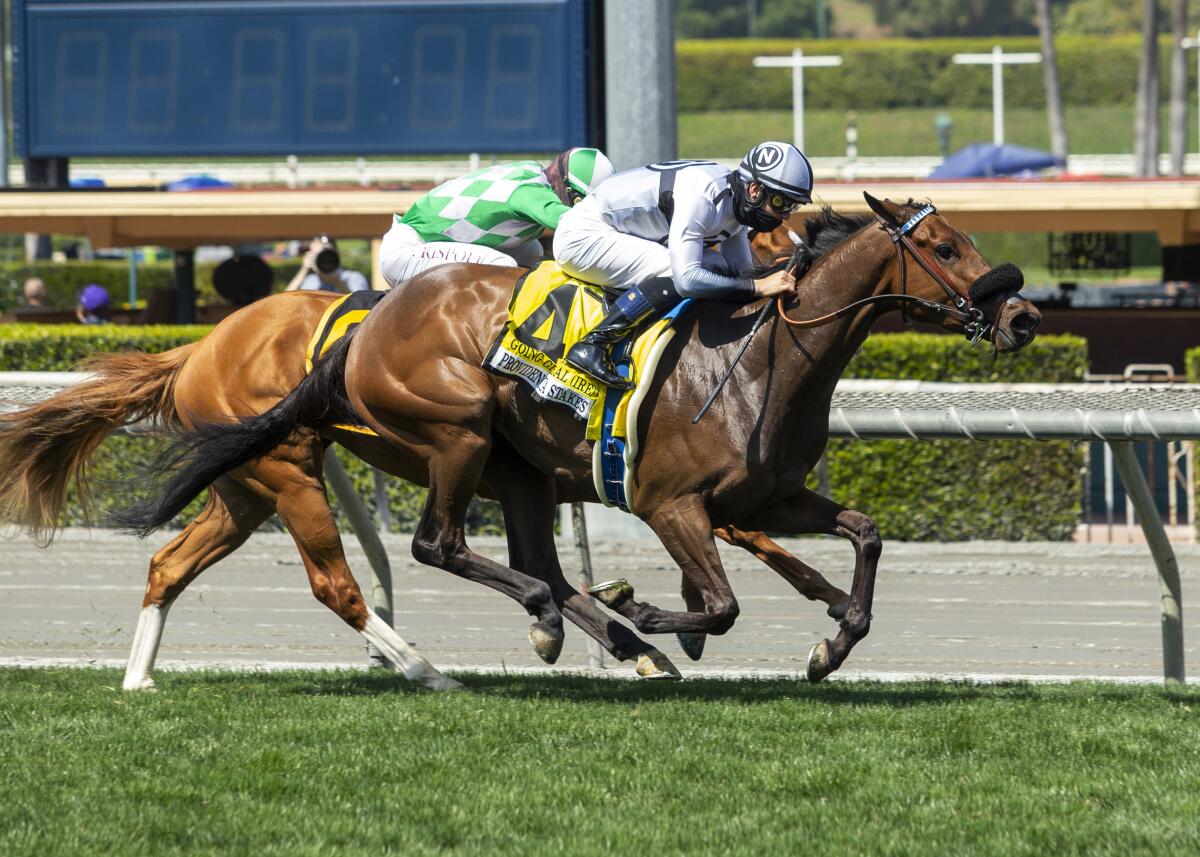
[747,205,888,280]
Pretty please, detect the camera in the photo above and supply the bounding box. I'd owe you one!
[312,235,340,274]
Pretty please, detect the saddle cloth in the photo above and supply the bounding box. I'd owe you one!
[483,260,688,442]
[483,261,691,513]
[305,289,387,436]
[305,289,386,373]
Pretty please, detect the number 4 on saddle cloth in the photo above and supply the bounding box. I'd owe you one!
[483,261,692,512]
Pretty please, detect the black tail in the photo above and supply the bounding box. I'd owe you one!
[111,335,359,537]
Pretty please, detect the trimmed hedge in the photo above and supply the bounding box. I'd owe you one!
[0,251,373,312]
[826,333,1089,541]
[678,35,1173,113]
[2,326,1087,540]
[0,323,209,370]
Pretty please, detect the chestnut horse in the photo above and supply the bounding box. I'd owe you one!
[33,193,1038,686]
[0,223,804,689]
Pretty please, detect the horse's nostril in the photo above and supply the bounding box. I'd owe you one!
[1010,312,1040,335]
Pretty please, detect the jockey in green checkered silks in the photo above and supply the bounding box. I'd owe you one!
[379,148,615,287]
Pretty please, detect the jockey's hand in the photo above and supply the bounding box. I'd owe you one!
[753,269,796,298]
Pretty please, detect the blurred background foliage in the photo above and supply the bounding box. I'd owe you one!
[677,0,1197,40]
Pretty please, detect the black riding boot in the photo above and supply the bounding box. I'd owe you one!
[565,277,680,389]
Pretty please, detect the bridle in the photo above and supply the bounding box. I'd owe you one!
[776,203,992,345]
[695,204,1000,422]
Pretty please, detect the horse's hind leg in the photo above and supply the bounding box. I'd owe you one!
[124,476,271,690]
[267,442,461,691]
[486,448,680,679]
[410,431,565,663]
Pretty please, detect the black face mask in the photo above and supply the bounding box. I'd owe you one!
[730,172,784,233]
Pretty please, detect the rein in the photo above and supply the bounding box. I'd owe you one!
[693,203,994,422]
[775,204,990,344]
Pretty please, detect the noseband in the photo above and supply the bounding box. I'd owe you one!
[777,203,997,345]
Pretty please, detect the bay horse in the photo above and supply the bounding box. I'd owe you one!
[34,193,1038,685]
[0,220,816,690]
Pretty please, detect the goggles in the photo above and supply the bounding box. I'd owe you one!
[767,192,804,215]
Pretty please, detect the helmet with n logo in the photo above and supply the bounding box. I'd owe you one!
[737,141,813,204]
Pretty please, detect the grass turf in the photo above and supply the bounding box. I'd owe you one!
[1,668,1197,856]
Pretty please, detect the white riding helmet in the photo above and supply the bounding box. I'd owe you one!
[737,141,813,204]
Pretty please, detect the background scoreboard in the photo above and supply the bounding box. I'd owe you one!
[13,0,595,157]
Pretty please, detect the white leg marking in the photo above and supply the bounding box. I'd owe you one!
[361,611,463,692]
[123,604,168,691]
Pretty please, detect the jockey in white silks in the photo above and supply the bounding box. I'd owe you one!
[379,147,615,287]
[554,141,814,389]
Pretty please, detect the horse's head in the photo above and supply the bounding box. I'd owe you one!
[863,193,1041,353]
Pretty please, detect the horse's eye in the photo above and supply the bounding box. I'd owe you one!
[935,243,956,261]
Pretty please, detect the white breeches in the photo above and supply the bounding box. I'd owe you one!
[553,197,671,288]
[379,222,544,287]
[553,196,732,290]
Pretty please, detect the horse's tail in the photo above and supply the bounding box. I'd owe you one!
[111,334,359,538]
[0,343,198,543]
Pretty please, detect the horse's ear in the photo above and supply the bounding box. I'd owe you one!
[863,192,898,226]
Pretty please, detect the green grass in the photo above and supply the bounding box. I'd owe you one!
[2,669,1198,856]
[680,104,1187,158]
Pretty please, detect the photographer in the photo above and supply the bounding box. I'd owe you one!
[284,235,370,293]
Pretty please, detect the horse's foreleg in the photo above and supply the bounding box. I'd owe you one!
[714,526,851,618]
[488,450,680,679]
[593,497,741,637]
[267,444,461,691]
[124,476,271,691]
[738,489,881,682]
[674,527,851,663]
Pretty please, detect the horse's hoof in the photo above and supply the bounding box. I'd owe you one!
[529,623,564,664]
[122,676,157,692]
[826,600,850,621]
[419,672,466,693]
[589,578,634,609]
[636,649,682,680]
[806,639,836,683]
[677,631,707,661]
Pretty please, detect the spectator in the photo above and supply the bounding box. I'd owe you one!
[76,283,110,324]
[283,235,370,293]
[22,277,48,307]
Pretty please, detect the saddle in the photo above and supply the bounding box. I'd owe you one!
[484,261,691,512]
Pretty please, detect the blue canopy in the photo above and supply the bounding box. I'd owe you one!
[167,174,234,191]
[929,143,1064,179]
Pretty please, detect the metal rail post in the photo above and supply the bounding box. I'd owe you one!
[570,503,604,669]
[1109,442,1186,685]
[322,448,395,669]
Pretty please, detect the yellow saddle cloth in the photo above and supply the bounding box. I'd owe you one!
[483,261,683,441]
[305,290,387,436]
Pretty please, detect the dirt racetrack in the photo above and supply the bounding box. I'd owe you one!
[2,529,1197,681]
